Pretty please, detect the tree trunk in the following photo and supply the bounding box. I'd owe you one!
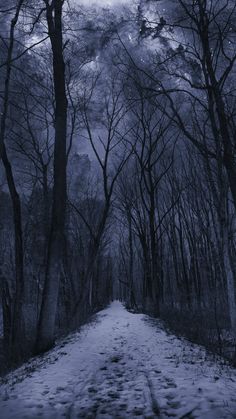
[1,146,26,361]
[127,210,135,308]
[222,224,236,336]
[36,0,68,353]
[0,0,26,362]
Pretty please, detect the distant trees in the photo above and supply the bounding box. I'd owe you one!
[70,76,132,316]
[116,86,176,314]
[164,0,236,338]
[114,0,236,360]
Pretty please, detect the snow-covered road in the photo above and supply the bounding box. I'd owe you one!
[0,301,236,418]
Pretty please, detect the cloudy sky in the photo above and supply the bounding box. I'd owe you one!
[77,0,130,5]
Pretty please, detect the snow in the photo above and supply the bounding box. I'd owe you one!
[0,301,236,418]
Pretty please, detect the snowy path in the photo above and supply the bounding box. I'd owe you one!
[0,302,236,419]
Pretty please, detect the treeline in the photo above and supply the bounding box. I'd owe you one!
[115,0,236,362]
[1,0,236,368]
[0,0,115,367]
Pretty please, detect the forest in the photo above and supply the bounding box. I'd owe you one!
[1,0,236,373]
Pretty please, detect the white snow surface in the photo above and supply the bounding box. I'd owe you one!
[0,301,236,418]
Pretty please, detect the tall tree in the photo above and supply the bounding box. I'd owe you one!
[0,0,26,362]
[36,0,68,353]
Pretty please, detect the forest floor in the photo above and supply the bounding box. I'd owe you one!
[0,302,236,418]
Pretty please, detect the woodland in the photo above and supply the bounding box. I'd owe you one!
[1,0,236,370]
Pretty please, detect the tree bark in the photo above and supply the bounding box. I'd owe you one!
[0,0,26,362]
[36,0,68,353]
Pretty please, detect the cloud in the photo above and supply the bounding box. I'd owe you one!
[74,0,130,6]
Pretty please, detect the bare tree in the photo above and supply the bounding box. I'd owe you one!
[69,77,132,314]
[0,0,27,362]
[36,0,68,353]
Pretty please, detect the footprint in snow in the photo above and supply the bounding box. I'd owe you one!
[133,406,144,416]
[165,392,176,401]
[88,386,98,393]
[42,390,49,395]
[167,400,181,409]
[100,366,107,371]
[110,355,122,363]
[108,390,120,399]
[164,382,177,389]
[56,386,65,393]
